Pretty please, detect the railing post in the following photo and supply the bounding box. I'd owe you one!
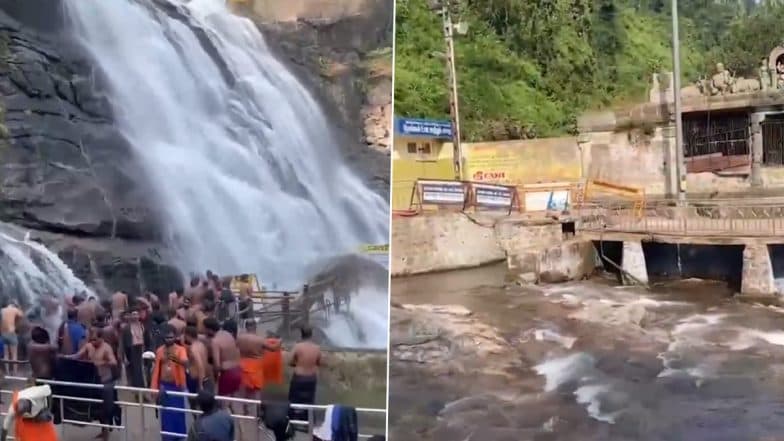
[302,284,310,327]
[307,408,315,438]
[282,292,291,339]
[60,396,66,440]
[138,389,146,439]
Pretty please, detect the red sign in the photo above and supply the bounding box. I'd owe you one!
[472,170,506,181]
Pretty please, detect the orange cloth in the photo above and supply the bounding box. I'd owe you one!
[240,357,264,390]
[151,344,188,390]
[262,339,283,385]
[12,392,57,441]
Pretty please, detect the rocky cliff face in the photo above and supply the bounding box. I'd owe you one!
[248,0,393,198]
[0,3,182,296]
[0,0,391,299]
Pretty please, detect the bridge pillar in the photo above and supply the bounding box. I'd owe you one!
[622,241,648,285]
[750,113,764,188]
[741,243,776,297]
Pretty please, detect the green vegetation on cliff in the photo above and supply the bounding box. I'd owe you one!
[394,0,783,141]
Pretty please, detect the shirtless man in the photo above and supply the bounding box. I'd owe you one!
[1,301,24,374]
[168,289,183,313]
[65,326,118,383]
[288,326,322,419]
[176,296,190,322]
[65,325,118,441]
[76,298,97,328]
[144,292,160,312]
[167,309,186,342]
[205,318,242,403]
[183,326,211,404]
[111,291,128,320]
[237,320,266,413]
[28,326,57,381]
[193,304,208,335]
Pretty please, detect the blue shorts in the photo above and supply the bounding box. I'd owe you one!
[1,333,17,347]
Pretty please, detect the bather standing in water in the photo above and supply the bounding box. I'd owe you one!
[27,327,56,382]
[288,326,322,421]
[122,308,149,388]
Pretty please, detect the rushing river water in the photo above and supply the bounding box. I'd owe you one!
[390,264,784,441]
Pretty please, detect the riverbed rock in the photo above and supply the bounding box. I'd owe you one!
[391,303,522,376]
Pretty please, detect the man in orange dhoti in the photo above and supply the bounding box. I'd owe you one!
[237,321,266,413]
[262,330,284,386]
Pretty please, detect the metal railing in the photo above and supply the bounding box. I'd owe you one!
[0,375,385,440]
[576,198,784,236]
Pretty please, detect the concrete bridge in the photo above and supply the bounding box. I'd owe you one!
[576,198,784,297]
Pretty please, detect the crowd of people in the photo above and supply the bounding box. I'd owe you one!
[0,271,336,441]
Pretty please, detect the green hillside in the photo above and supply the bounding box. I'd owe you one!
[394,0,784,141]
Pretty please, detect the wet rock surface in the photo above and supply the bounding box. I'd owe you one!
[253,0,392,199]
[0,6,178,294]
[390,266,784,441]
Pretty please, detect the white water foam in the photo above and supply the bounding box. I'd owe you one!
[63,0,389,288]
[319,286,388,349]
[533,328,577,349]
[534,352,596,392]
[0,229,92,341]
[534,353,621,423]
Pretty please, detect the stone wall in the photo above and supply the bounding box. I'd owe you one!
[391,213,506,276]
[740,243,777,297]
[577,109,784,197]
[392,213,597,282]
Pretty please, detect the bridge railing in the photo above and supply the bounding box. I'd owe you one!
[576,198,784,236]
[0,375,386,441]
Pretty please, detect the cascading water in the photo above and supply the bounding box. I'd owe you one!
[0,226,92,341]
[62,0,389,346]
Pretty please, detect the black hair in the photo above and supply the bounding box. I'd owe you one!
[161,324,176,336]
[31,326,49,344]
[176,288,184,296]
[67,308,78,321]
[184,326,199,339]
[222,319,237,338]
[300,326,313,340]
[203,317,220,332]
[196,390,216,413]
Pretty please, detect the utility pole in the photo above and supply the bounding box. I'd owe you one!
[439,1,463,180]
[671,0,686,204]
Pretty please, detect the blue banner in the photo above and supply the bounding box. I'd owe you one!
[395,117,453,139]
[420,180,466,205]
[473,184,513,208]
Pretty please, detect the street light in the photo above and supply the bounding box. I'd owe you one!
[671,0,686,205]
[430,0,467,180]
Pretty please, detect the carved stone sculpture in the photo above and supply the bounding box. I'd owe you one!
[759,58,773,90]
[711,63,736,95]
[733,77,761,93]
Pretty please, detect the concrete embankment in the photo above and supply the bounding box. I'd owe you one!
[392,212,784,297]
[391,213,598,284]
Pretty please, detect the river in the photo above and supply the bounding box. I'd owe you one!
[389,263,784,441]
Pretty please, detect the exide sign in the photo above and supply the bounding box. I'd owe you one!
[473,170,506,181]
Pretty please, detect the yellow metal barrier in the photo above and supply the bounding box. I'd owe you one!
[580,179,646,218]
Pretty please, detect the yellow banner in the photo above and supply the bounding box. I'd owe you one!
[463,138,581,185]
[360,244,389,254]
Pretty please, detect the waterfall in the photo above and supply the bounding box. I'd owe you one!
[0,226,92,341]
[62,0,390,288]
[60,0,389,347]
